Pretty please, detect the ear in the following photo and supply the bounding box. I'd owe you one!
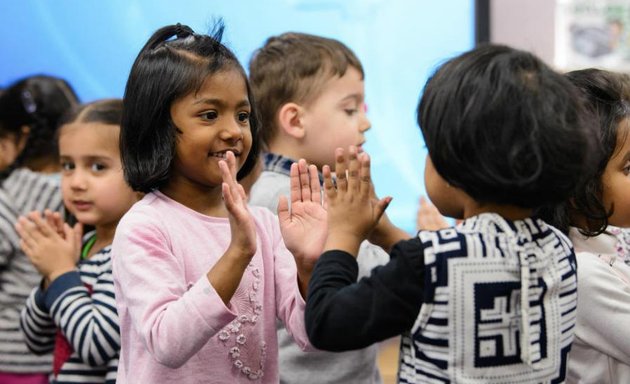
[277,102,305,140]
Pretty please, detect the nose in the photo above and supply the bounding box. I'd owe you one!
[220,119,244,143]
[359,107,371,133]
[68,168,87,190]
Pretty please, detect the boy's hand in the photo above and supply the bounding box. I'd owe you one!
[278,159,327,292]
[15,211,81,288]
[324,146,391,256]
[220,151,257,258]
[416,196,450,231]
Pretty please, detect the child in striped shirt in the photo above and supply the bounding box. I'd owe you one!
[15,99,140,384]
[0,75,78,384]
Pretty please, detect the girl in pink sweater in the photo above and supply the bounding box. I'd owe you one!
[111,22,326,383]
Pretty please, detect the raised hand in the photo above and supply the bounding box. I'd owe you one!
[416,196,450,231]
[278,159,327,265]
[15,211,82,288]
[219,151,257,258]
[323,146,391,256]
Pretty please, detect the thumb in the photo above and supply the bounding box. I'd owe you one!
[374,196,393,221]
[277,195,289,223]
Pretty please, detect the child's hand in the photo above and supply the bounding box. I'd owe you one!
[15,211,82,288]
[323,146,391,256]
[219,151,257,258]
[278,159,327,267]
[44,209,66,237]
[416,196,450,231]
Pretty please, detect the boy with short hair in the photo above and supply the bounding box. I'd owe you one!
[248,32,388,384]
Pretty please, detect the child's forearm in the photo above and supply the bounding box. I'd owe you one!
[323,231,364,257]
[206,246,254,304]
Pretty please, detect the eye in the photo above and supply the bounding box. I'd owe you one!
[623,163,630,175]
[237,111,250,123]
[344,108,359,116]
[91,163,106,172]
[60,161,74,171]
[200,110,219,121]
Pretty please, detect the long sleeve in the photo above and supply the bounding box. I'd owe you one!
[43,266,119,367]
[305,238,425,351]
[20,287,56,355]
[573,252,630,364]
[112,209,236,369]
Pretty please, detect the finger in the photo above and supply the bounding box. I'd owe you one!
[374,196,393,222]
[322,165,336,201]
[277,195,289,222]
[15,217,41,243]
[220,158,242,205]
[226,151,238,182]
[308,164,321,204]
[19,238,34,257]
[346,146,360,193]
[222,182,235,211]
[358,152,372,198]
[28,212,55,238]
[334,148,347,193]
[289,162,302,204]
[298,159,311,202]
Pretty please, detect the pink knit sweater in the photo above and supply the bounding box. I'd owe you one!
[112,192,311,383]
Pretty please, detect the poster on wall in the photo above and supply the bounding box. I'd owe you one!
[555,0,630,71]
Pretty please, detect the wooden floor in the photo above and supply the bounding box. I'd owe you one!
[377,337,400,384]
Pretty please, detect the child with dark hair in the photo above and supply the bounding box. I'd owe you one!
[112,23,326,383]
[16,98,138,384]
[0,75,79,383]
[248,31,388,384]
[537,69,630,384]
[304,44,598,383]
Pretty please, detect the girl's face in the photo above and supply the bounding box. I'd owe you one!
[59,122,138,229]
[168,68,252,193]
[601,119,630,227]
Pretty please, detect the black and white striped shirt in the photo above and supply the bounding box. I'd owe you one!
[21,239,119,383]
[0,168,62,373]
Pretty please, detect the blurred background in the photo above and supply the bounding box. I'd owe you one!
[0,0,475,233]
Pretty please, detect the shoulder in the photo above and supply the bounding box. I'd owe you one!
[248,171,290,210]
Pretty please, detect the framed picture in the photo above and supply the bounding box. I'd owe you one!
[556,0,630,71]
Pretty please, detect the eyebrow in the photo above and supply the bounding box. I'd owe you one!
[192,98,251,109]
[338,93,363,103]
[59,155,114,162]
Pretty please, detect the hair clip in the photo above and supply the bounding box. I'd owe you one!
[20,90,37,114]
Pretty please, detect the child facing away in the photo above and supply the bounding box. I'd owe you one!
[15,99,139,384]
[247,32,389,384]
[303,44,599,383]
[111,23,327,383]
[0,75,79,383]
[537,69,630,384]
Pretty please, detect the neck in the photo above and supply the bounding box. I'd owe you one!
[464,201,532,221]
[267,139,303,161]
[160,183,227,217]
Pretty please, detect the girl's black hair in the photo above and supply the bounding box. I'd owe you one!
[418,44,598,209]
[59,98,123,127]
[537,69,630,235]
[0,75,79,180]
[121,22,260,193]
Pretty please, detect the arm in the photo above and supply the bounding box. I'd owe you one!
[112,208,237,368]
[573,253,630,363]
[45,264,120,366]
[206,151,257,304]
[305,238,425,351]
[20,288,56,355]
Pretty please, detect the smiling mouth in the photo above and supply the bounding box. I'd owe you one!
[208,150,241,159]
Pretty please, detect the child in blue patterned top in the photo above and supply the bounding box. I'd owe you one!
[15,99,139,384]
[304,44,599,383]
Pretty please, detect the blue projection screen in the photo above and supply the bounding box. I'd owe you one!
[0,0,474,232]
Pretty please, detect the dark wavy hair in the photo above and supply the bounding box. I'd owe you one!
[121,22,260,193]
[418,44,598,209]
[0,75,79,179]
[537,69,630,235]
